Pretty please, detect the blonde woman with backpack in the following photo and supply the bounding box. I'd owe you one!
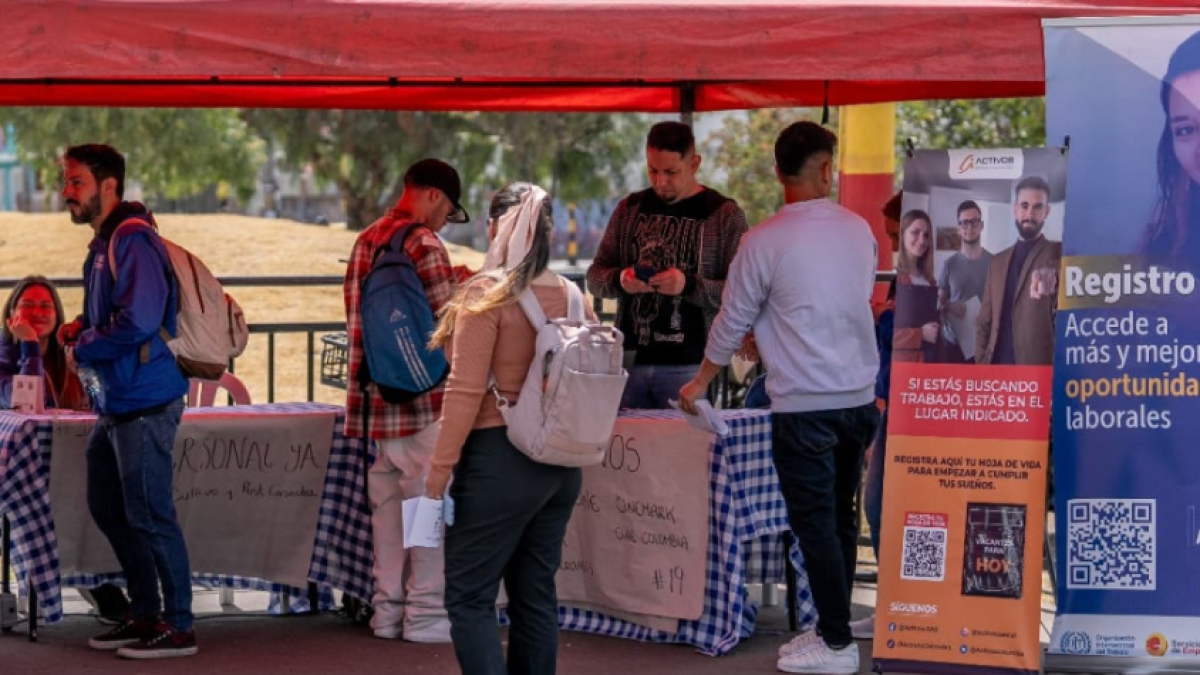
[426,182,595,675]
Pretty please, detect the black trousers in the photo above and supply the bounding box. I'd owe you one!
[444,427,582,675]
[772,404,880,648]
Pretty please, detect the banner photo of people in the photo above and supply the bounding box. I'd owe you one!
[871,148,1063,675]
[1044,17,1200,671]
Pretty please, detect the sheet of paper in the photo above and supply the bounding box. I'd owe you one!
[12,374,43,413]
[668,399,730,437]
[948,295,981,361]
[403,496,444,549]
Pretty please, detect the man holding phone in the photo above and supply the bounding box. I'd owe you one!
[587,121,748,408]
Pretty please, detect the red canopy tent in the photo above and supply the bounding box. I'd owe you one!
[3,0,1199,111]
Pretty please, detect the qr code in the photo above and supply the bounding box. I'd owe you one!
[1067,499,1155,590]
[901,526,947,581]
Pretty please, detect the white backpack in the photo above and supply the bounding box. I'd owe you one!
[110,219,250,380]
[491,277,628,467]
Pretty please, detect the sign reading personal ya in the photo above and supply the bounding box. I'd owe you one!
[873,148,1062,675]
[50,411,335,589]
[556,418,711,624]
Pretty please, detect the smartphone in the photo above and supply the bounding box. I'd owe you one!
[634,264,657,283]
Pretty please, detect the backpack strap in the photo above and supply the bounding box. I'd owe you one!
[564,279,586,322]
[371,221,421,267]
[491,275,570,411]
[516,285,548,328]
[106,217,172,366]
[515,274,585,328]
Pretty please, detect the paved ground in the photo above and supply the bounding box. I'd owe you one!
[2,578,1058,675]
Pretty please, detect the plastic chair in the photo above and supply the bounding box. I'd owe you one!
[187,371,251,408]
[186,372,250,606]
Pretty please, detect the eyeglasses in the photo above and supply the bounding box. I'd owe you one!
[16,301,54,312]
[957,218,983,227]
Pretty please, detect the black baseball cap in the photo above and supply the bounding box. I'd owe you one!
[404,158,469,224]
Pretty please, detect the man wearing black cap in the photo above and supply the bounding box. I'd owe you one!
[343,157,468,643]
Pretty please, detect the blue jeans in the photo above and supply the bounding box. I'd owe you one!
[771,404,880,648]
[620,364,699,409]
[86,399,192,632]
[864,410,888,558]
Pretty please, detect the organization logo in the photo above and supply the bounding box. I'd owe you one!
[947,149,1024,180]
[1146,632,1169,657]
[1058,631,1091,655]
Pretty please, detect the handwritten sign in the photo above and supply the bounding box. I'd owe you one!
[12,374,43,414]
[556,417,711,624]
[49,410,335,589]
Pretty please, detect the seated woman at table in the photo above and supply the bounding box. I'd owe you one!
[425,182,594,675]
[0,276,129,621]
[0,275,88,411]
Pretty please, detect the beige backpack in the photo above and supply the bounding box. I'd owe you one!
[490,278,628,467]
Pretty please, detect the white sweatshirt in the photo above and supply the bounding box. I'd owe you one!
[706,198,879,413]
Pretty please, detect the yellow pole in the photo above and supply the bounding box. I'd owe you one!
[838,103,896,312]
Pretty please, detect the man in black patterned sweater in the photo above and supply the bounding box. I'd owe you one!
[587,121,748,409]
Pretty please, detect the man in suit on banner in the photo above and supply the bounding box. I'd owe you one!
[975,175,1061,366]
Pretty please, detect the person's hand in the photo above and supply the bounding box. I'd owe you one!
[649,268,686,296]
[6,316,37,343]
[1030,268,1058,300]
[64,345,78,373]
[736,333,760,363]
[678,377,707,416]
[619,267,654,294]
[57,319,82,346]
[945,300,966,319]
[921,322,939,344]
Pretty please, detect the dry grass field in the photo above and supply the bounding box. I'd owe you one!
[0,212,487,405]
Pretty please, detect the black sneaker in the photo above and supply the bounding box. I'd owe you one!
[88,618,156,651]
[116,622,198,659]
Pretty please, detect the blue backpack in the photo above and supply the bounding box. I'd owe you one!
[358,223,449,404]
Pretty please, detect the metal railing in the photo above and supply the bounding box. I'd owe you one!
[0,270,896,404]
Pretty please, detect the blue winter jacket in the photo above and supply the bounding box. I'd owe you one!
[875,307,894,403]
[73,202,188,416]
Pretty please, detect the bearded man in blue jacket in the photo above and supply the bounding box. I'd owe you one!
[57,144,195,660]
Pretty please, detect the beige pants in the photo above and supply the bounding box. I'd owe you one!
[368,423,450,640]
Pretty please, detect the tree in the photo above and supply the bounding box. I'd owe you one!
[896,98,1046,155]
[244,110,497,231]
[704,108,830,226]
[480,113,645,202]
[246,110,647,232]
[0,108,263,205]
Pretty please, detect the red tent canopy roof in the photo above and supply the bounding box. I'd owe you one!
[2,1,1198,110]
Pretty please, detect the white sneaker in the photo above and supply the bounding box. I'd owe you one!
[372,625,402,640]
[777,642,859,674]
[850,614,875,639]
[777,629,823,658]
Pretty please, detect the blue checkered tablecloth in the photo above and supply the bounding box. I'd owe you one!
[1,404,814,656]
[0,403,375,623]
[555,409,816,656]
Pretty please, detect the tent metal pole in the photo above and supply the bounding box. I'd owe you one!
[679,82,695,126]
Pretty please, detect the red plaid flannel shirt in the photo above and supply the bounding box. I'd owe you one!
[343,209,457,439]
